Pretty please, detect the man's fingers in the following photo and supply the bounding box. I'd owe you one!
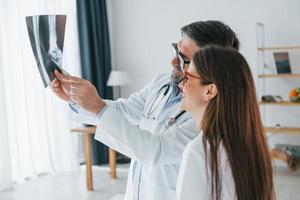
[53,87,61,92]
[54,70,83,84]
[52,78,58,83]
[70,94,79,103]
[51,79,60,87]
[50,81,58,89]
[54,70,65,81]
[70,86,81,96]
[50,84,60,92]
[50,78,72,93]
[60,81,71,88]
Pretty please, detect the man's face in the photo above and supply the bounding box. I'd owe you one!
[171,34,200,90]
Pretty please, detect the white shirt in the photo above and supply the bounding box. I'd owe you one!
[176,133,236,200]
[70,74,198,200]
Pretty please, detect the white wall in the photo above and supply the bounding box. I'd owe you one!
[107,0,300,160]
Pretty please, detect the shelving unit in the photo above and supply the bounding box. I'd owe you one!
[257,46,300,51]
[265,127,300,135]
[258,74,300,78]
[257,23,300,167]
[259,101,300,106]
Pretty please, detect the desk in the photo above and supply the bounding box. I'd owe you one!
[71,126,117,191]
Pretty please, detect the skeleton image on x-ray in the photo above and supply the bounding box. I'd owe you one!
[26,15,67,87]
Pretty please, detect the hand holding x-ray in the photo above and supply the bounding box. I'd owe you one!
[52,70,106,114]
[51,72,72,102]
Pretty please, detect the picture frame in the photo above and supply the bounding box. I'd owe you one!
[273,52,292,74]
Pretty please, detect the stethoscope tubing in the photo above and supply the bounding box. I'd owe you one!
[147,83,186,127]
[147,84,171,119]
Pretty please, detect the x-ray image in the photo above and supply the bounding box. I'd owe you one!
[26,15,67,87]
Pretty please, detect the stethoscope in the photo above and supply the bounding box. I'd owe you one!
[147,83,186,127]
[147,83,171,119]
[164,110,186,128]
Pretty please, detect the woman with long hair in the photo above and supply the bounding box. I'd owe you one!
[176,46,275,200]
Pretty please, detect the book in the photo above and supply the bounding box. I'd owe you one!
[273,52,292,74]
[275,144,300,158]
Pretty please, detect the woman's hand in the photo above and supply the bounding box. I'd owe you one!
[52,70,106,114]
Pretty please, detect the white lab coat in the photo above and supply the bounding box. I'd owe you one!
[176,133,236,200]
[71,74,198,200]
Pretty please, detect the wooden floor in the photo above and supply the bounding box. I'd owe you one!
[0,164,299,200]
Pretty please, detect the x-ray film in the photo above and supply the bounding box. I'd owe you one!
[26,15,67,87]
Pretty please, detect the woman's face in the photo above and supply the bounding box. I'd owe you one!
[180,61,211,116]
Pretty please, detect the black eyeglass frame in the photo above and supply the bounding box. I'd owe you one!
[172,43,191,72]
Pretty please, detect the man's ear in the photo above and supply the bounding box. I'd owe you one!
[205,84,217,101]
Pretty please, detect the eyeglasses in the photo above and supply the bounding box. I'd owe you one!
[181,71,201,85]
[172,43,190,72]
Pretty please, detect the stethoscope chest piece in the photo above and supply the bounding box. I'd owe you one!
[167,118,176,127]
[164,110,186,129]
[164,117,177,129]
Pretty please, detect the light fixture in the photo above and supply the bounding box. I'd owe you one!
[107,70,131,99]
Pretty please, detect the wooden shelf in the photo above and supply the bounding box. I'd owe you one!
[265,127,300,135]
[71,126,96,134]
[258,46,300,51]
[259,101,300,106]
[258,74,300,78]
[271,149,287,162]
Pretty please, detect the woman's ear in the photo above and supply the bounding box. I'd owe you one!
[205,84,217,101]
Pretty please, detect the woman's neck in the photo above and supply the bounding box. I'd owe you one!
[192,105,206,131]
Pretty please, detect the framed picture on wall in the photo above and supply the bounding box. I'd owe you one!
[273,52,292,74]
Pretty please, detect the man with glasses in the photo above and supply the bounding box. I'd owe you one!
[51,20,239,200]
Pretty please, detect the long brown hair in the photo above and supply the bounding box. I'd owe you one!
[192,46,275,200]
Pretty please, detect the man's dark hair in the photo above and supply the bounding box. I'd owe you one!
[181,20,239,50]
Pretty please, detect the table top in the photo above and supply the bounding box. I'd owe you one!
[71,126,97,134]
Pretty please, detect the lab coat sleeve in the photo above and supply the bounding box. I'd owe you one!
[95,105,198,166]
[103,74,167,125]
[176,144,209,200]
[68,74,164,125]
[68,107,99,125]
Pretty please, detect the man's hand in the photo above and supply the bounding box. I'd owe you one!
[52,70,106,114]
[50,71,72,102]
